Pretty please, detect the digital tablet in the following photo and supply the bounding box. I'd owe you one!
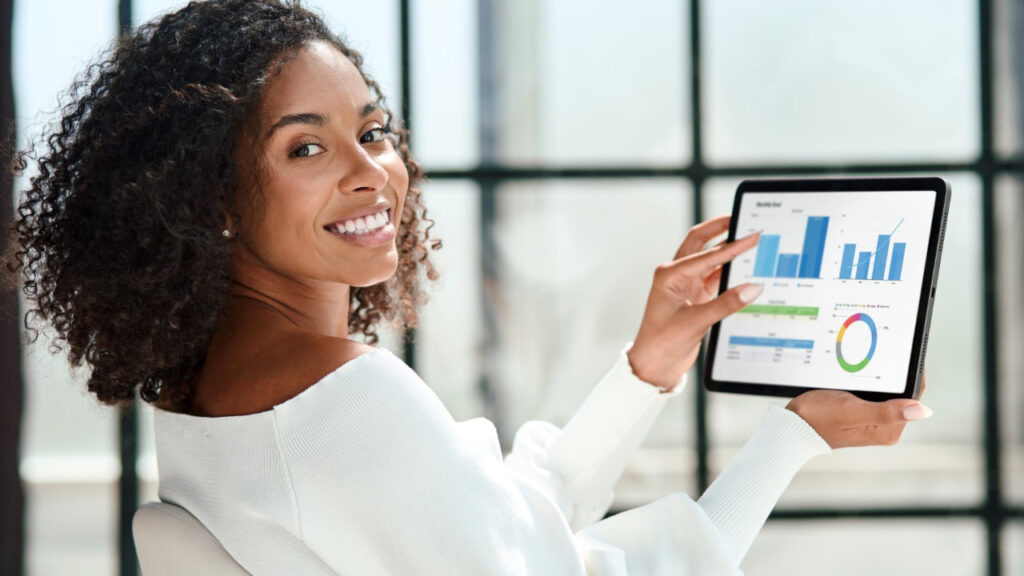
[703,177,950,401]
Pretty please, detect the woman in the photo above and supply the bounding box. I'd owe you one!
[5,1,933,574]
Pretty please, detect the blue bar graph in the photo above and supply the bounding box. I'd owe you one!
[839,219,907,282]
[888,243,906,280]
[871,235,890,280]
[753,235,780,277]
[775,254,800,277]
[839,244,856,279]
[855,251,871,279]
[751,216,829,279]
[798,217,829,278]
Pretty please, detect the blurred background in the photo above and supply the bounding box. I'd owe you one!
[1,0,1022,574]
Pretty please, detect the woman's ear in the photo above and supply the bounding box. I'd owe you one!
[219,201,236,237]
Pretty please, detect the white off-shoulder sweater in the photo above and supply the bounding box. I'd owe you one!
[152,342,832,575]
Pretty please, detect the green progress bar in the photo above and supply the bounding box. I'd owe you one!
[738,304,819,317]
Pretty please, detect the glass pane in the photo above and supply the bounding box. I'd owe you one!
[703,0,979,164]
[1007,521,1024,576]
[133,0,181,24]
[26,483,117,576]
[703,174,984,507]
[491,179,696,504]
[414,181,485,421]
[311,0,402,114]
[14,1,120,574]
[15,0,120,491]
[410,0,478,169]
[995,0,1022,158]
[744,519,985,575]
[996,176,1024,504]
[496,1,689,166]
[135,0,402,118]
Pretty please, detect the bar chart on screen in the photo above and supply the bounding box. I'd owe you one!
[751,215,830,279]
[835,218,908,282]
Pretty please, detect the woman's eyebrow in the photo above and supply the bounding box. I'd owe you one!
[266,112,325,139]
[265,102,380,139]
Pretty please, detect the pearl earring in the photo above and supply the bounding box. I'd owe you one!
[222,229,232,238]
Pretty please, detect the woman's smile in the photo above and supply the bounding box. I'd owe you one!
[324,207,396,248]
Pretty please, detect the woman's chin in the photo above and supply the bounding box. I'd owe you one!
[346,259,399,288]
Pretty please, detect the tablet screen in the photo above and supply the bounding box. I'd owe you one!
[710,189,937,394]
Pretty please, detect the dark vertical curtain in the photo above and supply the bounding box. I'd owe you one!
[0,0,21,573]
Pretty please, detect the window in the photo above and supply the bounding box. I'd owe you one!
[17,0,1021,574]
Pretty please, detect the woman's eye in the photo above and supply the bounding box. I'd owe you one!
[290,142,325,158]
[361,126,389,144]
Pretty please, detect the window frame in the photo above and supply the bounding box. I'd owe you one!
[107,0,1020,574]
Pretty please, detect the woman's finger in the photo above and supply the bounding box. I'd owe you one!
[699,266,723,303]
[674,215,731,260]
[689,281,765,328]
[837,397,931,430]
[669,230,761,278]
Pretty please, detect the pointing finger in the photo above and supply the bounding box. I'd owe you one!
[672,230,761,277]
[691,281,764,327]
[674,215,732,260]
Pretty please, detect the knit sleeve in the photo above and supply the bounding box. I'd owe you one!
[503,342,685,532]
[696,405,832,564]
[568,405,832,574]
[503,343,832,574]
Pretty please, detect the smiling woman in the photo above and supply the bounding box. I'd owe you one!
[187,39,420,417]
[4,0,440,415]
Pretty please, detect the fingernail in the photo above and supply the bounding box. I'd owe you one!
[741,229,763,240]
[903,404,934,420]
[739,283,764,303]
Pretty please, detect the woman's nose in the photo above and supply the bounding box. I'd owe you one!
[336,141,389,193]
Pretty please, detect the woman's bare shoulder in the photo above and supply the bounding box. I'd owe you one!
[187,330,379,417]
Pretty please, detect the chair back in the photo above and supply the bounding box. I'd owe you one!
[133,501,250,575]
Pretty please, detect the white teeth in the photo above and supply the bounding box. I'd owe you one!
[330,209,390,235]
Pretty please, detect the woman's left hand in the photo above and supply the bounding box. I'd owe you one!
[626,215,763,391]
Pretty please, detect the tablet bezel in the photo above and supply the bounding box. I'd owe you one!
[702,176,950,402]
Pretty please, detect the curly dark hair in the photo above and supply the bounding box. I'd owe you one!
[3,0,441,411]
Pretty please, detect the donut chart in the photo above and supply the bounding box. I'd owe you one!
[836,313,877,373]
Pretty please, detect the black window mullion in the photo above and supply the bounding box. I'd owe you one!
[977,0,1005,574]
[476,0,506,452]
[116,3,140,575]
[689,0,711,497]
[398,0,417,370]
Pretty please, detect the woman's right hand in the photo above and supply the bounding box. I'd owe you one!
[626,215,764,392]
[785,373,933,449]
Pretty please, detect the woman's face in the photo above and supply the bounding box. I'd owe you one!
[233,40,408,290]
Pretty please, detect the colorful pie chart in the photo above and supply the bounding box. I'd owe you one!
[836,313,877,373]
